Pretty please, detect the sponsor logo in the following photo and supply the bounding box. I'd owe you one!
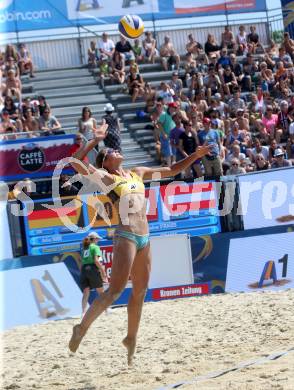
[152,283,210,300]
[0,2,52,24]
[248,254,291,289]
[18,145,45,173]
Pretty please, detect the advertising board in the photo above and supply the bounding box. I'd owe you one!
[22,181,221,256]
[237,168,294,230]
[1,262,82,330]
[0,135,75,181]
[225,231,294,293]
[0,0,267,33]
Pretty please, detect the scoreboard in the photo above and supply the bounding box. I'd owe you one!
[23,181,221,255]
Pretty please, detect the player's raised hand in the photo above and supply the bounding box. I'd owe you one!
[194,144,213,159]
[94,119,108,142]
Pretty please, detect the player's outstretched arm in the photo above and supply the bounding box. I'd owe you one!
[133,145,212,180]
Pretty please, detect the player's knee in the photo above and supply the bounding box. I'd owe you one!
[107,287,124,302]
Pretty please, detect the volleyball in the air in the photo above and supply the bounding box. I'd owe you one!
[118,14,144,40]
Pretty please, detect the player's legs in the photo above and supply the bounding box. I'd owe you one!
[69,237,137,352]
[82,287,90,317]
[123,242,151,365]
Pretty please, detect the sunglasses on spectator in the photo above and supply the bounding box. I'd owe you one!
[44,111,50,114]
[232,163,239,166]
[256,157,264,161]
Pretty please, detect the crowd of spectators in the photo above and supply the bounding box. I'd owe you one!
[88,26,294,177]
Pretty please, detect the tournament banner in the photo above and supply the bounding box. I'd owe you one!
[226,231,294,293]
[282,0,294,39]
[0,0,267,33]
[22,181,221,255]
[0,134,75,181]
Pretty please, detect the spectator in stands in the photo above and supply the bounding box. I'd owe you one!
[143,82,156,113]
[110,51,125,84]
[226,158,246,175]
[3,96,20,121]
[228,87,246,116]
[281,32,294,59]
[179,120,202,177]
[186,72,203,100]
[133,39,144,63]
[217,47,231,68]
[98,32,115,62]
[225,121,248,153]
[235,107,249,131]
[203,65,222,104]
[241,157,254,173]
[39,107,62,135]
[271,148,292,168]
[69,133,89,164]
[268,138,279,163]
[152,102,176,166]
[277,100,290,137]
[5,57,20,78]
[254,153,270,171]
[0,109,22,134]
[22,108,39,134]
[102,103,121,152]
[142,31,158,63]
[169,113,184,163]
[259,62,275,93]
[4,45,18,63]
[160,36,180,71]
[221,65,238,96]
[286,137,294,163]
[98,58,110,88]
[169,71,183,97]
[247,138,269,162]
[17,43,35,77]
[115,36,134,64]
[229,53,243,82]
[157,82,174,105]
[266,39,279,59]
[221,26,236,52]
[186,33,204,58]
[259,105,282,143]
[198,117,223,176]
[4,69,22,102]
[88,41,99,68]
[78,107,98,142]
[204,34,221,59]
[247,26,263,54]
[277,47,293,68]
[21,96,39,118]
[37,96,50,117]
[236,25,248,56]
[192,90,208,114]
[226,143,246,163]
[127,67,145,103]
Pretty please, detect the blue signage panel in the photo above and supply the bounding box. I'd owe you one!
[22,181,221,255]
[1,0,267,33]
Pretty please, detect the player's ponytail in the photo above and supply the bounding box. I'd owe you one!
[83,237,91,249]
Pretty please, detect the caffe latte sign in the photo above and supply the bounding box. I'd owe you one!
[18,146,45,173]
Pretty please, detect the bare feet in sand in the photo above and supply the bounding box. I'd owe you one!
[69,325,85,353]
[122,336,136,366]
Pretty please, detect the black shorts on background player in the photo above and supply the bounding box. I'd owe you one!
[80,264,103,290]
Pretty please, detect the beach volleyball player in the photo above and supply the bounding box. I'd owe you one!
[68,121,211,365]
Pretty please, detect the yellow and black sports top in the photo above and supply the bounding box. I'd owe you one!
[108,171,145,203]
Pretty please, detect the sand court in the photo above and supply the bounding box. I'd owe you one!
[1,289,294,390]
